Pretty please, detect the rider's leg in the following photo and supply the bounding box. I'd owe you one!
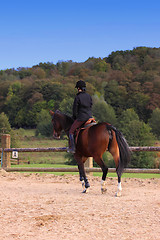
[68,120,85,153]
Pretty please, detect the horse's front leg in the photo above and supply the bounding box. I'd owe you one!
[76,156,90,193]
[81,177,90,193]
[78,164,90,193]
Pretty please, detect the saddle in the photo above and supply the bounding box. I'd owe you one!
[74,118,96,144]
[83,118,96,127]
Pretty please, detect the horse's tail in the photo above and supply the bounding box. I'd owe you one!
[107,124,131,176]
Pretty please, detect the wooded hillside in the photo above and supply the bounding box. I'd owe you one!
[0,46,160,130]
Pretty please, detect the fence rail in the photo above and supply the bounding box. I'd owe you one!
[0,134,160,173]
[129,146,160,152]
[0,147,67,153]
[1,146,160,153]
[2,167,160,174]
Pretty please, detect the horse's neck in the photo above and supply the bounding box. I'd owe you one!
[62,114,73,136]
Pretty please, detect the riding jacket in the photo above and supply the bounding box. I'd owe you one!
[72,91,92,121]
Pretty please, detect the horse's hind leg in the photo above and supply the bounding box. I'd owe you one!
[111,155,122,197]
[94,157,108,194]
[109,142,122,197]
[101,163,108,194]
[116,172,122,197]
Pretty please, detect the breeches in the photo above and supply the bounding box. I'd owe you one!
[69,120,85,134]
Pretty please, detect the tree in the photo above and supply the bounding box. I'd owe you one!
[18,67,32,79]
[31,67,46,79]
[4,95,23,127]
[126,92,150,122]
[94,59,109,72]
[41,82,64,107]
[14,108,26,128]
[56,61,73,76]
[0,112,18,147]
[59,98,74,116]
[34,62,56,77]
[36,109,53,137]
[104,80,128,115]
[26,101,47,128]
[149,108,160,139]
[118,108,139,129]
[92,98,117,125]
[0,112,11,134]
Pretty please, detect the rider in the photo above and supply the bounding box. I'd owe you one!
[67,80,93,153]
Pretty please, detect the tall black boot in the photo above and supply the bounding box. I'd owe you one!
[67,134,76,153]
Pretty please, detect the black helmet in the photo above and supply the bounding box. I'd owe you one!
[75,80,86,89]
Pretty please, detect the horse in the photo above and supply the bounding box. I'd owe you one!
[49,110,131,196]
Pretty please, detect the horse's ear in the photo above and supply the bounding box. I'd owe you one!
[49,110,54,116]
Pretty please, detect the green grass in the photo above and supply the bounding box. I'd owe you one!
[93,172,160,179]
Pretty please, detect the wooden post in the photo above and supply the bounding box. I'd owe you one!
[1,134,11,168]
[85,157,93,175]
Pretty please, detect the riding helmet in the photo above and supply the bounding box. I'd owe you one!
[75,80,86,89]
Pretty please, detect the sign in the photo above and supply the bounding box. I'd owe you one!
[12,151,18,159]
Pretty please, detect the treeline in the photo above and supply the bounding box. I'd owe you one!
[0,47,160,125]
[0,46,160,168]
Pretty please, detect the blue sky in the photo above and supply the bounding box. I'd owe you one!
[0,0,160,70]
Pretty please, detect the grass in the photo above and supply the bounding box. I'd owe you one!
[93,172,160,179]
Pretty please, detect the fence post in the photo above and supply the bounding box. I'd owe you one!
[85,157,93,175]
[1,134,11,168]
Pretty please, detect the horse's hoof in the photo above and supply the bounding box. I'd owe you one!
[115,191,122,197]
[85,182,90,188]
[82,188,89,193]
[101,188,107,194]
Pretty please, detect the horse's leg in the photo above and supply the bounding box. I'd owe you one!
[78,163,90,193]
[116,174,122,197]
[75,155,90,193]
[94,156,108,194]
[112,156,122,197]
[109,138,122,197]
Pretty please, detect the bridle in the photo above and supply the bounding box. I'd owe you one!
[51,111,71,139]
[51,114,61,139]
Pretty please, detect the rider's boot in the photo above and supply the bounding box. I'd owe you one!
[67,134,76,153]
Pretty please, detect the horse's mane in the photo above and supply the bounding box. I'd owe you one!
[55,110,74,131]
[55,110,73,121]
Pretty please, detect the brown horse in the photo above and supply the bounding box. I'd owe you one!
[50,110,131,196]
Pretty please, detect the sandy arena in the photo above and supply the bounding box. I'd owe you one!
[0,169,159,240]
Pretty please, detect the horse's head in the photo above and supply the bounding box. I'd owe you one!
[49,110,63,140]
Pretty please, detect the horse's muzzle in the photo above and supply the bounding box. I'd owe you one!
[53,135,60,140]
[53,130,60,140]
